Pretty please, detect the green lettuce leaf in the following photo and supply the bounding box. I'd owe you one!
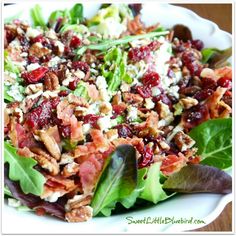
[91,145,137,216]
[189,118,232,170]
[163,164,232,194]
[73,81,89,100]
[4,142,46,196]
[30,4,46,27]
[139,162,172,204]
[69,4,83,24]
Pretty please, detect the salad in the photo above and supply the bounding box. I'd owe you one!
[4,4,232,223]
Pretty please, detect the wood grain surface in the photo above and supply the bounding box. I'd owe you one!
[172,4,233,232]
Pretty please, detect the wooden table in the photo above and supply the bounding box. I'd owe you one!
[172,4,232,232]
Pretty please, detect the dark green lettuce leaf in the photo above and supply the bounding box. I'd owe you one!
[189,118,232,170]
[163,164,232,194]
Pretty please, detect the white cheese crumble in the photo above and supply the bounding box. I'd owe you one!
[97,116,112,131]
[26,27,41,38]
[54,40,64,54]
[145,98,155,109]
[96,76,110,101]
[82,123,91,135]
[8,198,21,208]
[127,106,138,121]
[27,63,40,71]
[45,192,62,203]
[7,84,24,101]
[48,56,65,68]
[151,86,161,96]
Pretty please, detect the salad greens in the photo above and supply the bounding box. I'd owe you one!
[189,118,232,170]
[4,142,46,196]
[91,145,137,216]
[163,164,232,194]
[30,4,46,27]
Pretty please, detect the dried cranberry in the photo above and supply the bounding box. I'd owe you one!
[136,85,152,98]
[116,124,133,138]
[5,29,16,43]
[17,35,29,47]
[72,61,89,72]
[182,52,195,65]
[68,80,79,90]
[59,125,71,138]
[217,77,232,89]
[194,89,214,101]
[83,114,101,129]
[28,55,39,63]
[112,104,126,116]
[41,54,52,63]
[147,41,160,51]
[128,45,150,62]
[191,39,204,51]
[21,67,48,84]
[70,36,81,48]
[173,44,185,53]
[182,104,209,129]
[142,71,160,87]
[138,146,154,168]
[201,77,217,90]
[58,90,69,97]
[25,100,52,129]
[31,34,45,43]
[187,62,202,76]
[50,97,60,109]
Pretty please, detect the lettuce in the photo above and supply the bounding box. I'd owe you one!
[73,81,89,100]
[30,4,46,27]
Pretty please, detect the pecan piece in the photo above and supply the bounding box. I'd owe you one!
[65,206,93,222]
[180,97,198,109]
[38,129,61,160]
[174,131,195,152]
[29,42,51,58]
[65,194,92,211]
[123,92,143,105]
[44,71,60,91]
[31,147,59,175]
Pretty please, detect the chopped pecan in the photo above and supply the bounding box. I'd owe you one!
[68,94,89,107]
[44,71,60,91]
[31,147,60,175]
[99,102,112,115]
[65,194,92,212]
[174,131,195,152]
[61,162,80,177]
[29,42,51,58]
[65,206,93,222]
[122,92,143,105]
[37,129,61,160]
[20,92,42,113]
[25,83,43,95]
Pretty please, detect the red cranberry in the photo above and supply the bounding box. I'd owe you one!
[142,71,160,87]
[194,89,214,101]
[68,80,79,90]
[173,44,185,53]
[116,124,133,138]
[31,34,45,43]
[128,45,150,62]
[28,55,39,63]
[112,104,126,116]
[50,97,60,109]
[182,52,195,65]
[41,55,52,63]
[70,36,81,48]
[182,104,209,129]
[190,63,202,76]
[83,114,101,129]
[138,146,154,168]
[147,41,160,51]
[136,85,152,98]
[59,125,71,138]
[21,67,48,84]
[191,39,204,51]
[217,77,232,89]
[72,61,89,72]
[201,77,217,90]
[25,100,52,129]
[58,90,69,97]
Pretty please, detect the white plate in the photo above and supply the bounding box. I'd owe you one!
[3,2,232,234]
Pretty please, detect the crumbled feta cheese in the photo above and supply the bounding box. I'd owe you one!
[9,38,21,48]
[82,123,91,135]
[42,90,59,98]
[66,162,78,173]
[45,192,62,203]
[45,29,57,39]
[48,56,65,68]
[27,63,40,71]
[200,68,215,79]
[20,52,28,57]
[74,69,85,79]
[59,153,74,165]
[145,98,155,109]
[120,82,130,92]
[167,85,179,99]
[26,27,41,38]
[86,102,100,115]
[97,116,111,131]
[54,40,64,53]
[151,86,161,96]
[7,84,24,101]
[96,76,110,101]
[127,106,138,121]
[8,198,21,208]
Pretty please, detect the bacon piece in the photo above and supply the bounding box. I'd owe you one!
[70,116,84,142]
[57,100,74,125]
[87,84,100,101]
